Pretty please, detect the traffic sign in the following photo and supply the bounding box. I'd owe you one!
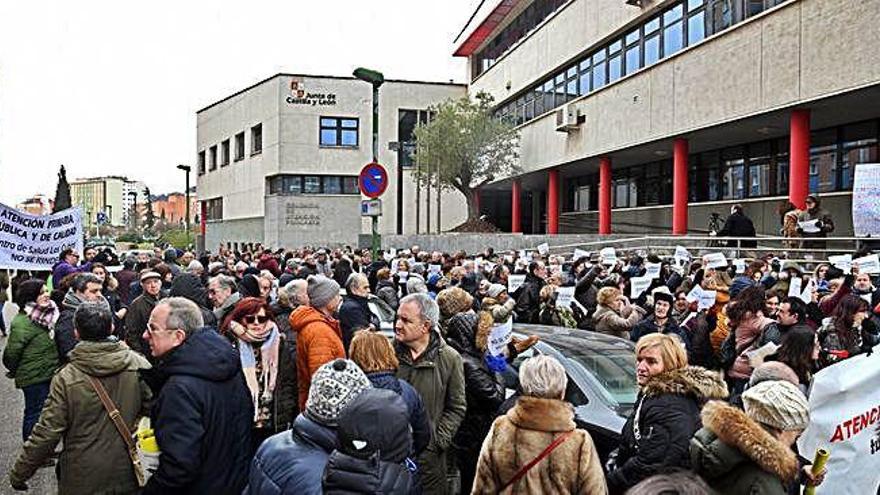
[361,199,382,217]
[359,162,388,198]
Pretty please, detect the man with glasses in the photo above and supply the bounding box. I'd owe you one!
[338,273,380,353]
[142,297,252,495]
[208,274,241,324]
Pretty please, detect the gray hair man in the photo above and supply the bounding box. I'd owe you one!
[142,297,253,494]
[56,273,110,359]
[338,273,377,352]
[208,274,240,322]
[394,293,465,495]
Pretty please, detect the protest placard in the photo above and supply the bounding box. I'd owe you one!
[630,276,652,299]
[556,286,575,308]
[573,248,589,261]
[428,264,442,274]
[704,252,728,269]
[487,318,513,357]
[828,254,853,274]
[733,259,747,274]
[854,254,880,274]
[798,219,821,233]
[686,285,703,303]
[788,277,804,299]
[697,290,717,310]
[674,246,691,266]
[645,262,661,280]
[537,243,550,256]
[600,247,617,266]
[0,204,83,271]
[852,163,880,236]
[507,274,526,293]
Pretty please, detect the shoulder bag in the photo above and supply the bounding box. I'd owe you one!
[499,430,574,491]
[87,375,146,488]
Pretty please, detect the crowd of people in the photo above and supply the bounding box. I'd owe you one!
[1,235,877,494]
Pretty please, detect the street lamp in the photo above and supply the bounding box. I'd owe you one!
[128,191,138,232]
[353,67,384,261]
[176,164,192,233]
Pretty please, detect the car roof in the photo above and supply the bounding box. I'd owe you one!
[512,324,635,353]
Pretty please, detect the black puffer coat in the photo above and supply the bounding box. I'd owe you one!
[169,273,217,329]
[607,366,728,494]
[514,273,545,324]
[322,389,416,494]
[444,312,505,452]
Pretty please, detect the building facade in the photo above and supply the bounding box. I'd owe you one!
[151,189,197,227]
[196,73,468,250]
[15,194,53,216]
[457,0,880,236]
[71,176,146,228]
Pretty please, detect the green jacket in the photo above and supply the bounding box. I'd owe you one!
[10,340,153,495]
[396,330,466,451]
[690,401,799,495]
[2,313,59,388]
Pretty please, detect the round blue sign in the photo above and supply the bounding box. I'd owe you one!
[359,162,388,198]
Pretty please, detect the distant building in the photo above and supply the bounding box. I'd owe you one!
[16,194,53,216]
[151,188,198,227]
[70,176,146,227]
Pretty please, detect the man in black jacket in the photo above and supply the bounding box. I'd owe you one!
[514,261,547,324]
[142,297,253,495]
[717,204,757,249]
[338,273,379,352]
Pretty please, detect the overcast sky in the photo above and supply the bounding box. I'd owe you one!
[0,0,483,205]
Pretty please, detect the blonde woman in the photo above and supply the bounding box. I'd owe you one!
[592,287,645,339]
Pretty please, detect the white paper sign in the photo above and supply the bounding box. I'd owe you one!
[600,247,617,266]
[573,248,589,261]
[674,246,691,266]
[697,290,717,310]
[854,254,880,275]
[798,219,821,233]
[487,318,513,357]
[397,271,409,281]
[556,286,575,308]
[537,243,550,256]
[852,163,880,236]
[507,274,526,293]
[798,347,880,494]
[518,250,527,260]
[428,264,442,274]
[0,204,84,271]
[645,262,661,280]
[630,275,652,299]
[704,252,728,269]
[788,277,804,299]
[828,254,853,274]
[798,278,816,305]
[733,259,747,274]
[686,285,703,303]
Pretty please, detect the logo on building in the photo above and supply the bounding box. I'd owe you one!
[286,78,337,107]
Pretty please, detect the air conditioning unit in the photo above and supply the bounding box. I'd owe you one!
[555,104,584,133]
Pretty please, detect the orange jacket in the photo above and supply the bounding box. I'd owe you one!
[289,305,345,411]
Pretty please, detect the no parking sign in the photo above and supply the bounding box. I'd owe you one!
[358,162,388,199]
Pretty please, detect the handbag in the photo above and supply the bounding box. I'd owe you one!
[499,430,574,491]
[86,375,147,488]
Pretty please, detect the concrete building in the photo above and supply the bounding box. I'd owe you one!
[196,73,468,250]
[457,0,880,236]
[151,189,197,227]
[15,194,53,216]
[122,180,147,226]
[70,176,126,227]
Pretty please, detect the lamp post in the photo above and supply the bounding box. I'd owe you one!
[353,67,384,261]
[128,191,138,232]
[176,164,192,233]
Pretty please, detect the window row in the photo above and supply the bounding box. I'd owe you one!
[397,109,434,167]
[203,197,223,221]
[198,124,262,175]
[495,0,787,126]
[563,120,879,211]
[473,0,568,79]
[320,117,359,147]
[266,174,360,196]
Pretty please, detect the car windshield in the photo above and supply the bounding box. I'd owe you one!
[563,346,638,408]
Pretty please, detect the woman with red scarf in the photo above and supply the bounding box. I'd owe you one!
[222,297,298,451]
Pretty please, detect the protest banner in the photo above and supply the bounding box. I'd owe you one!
[537,243,550,256]
[852,163,880,236]
[507,274,526,293]
[630,275,652,299]
[686,285,703,303]
[600,247,617,266]
[573,248,589,261]
[704,252,728,269]
[556,286,575,308]
[798,348,880,494]
[487,318,513,357]
[853,254,880,275]
[674,246,691,266]
[828,254,853,274]
[697,290,717,310]
[0,204,83,271]
[645,262,661,280]
[428,264,441,274]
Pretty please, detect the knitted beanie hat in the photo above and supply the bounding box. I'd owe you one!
[307,275,340,309]
[437,287,473,319]
[487,284,507,299]
[305,359,371,427]
[742,380,810,431]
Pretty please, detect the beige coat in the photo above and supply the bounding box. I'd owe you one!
[592,304,645,340]
[472,396,607,495]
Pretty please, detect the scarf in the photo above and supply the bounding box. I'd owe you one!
[236,320,280,422]
[25,300,59,338]
[62,289,111,313]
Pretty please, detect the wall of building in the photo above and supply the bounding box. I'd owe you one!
[264,194,362,248]
[203,217,264,253]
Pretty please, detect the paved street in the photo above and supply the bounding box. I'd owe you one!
[0,336,57,495]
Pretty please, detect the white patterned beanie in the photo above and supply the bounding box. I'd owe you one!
[305,359,371,427]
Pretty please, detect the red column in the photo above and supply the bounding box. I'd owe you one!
[200,201,207,236]
[511,179,522,233]
[673,138,689,235]
[599,157,612,235]
[547,169,560,234]
[789,109,811,209]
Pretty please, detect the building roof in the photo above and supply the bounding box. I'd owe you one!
[197,73,467,114]
[453,0,520,57]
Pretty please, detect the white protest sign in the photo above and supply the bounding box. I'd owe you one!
[573,248,589,261]
[487,318,513,356]
[854,254,880,275]
[537,243,550,256]
[0,204,83,271]
[630,275,652,299]
[686,285,703,303]
[428,264,442,275]
[518,250,527,260]
[645,262,661,280]
[704,252,728,269]
[799,278,816,305]
[697,290,717,310]
[397,271,409,281]
[674,246,691,266]
[798,347,880,494]
[507,274,526,293]
[798,219,821,233]
[788,277,804,299]
[828,254,853,274]
[733,259,747,274]
[600,247,617,266]
[556,286,575,308]
[852,163,880,236]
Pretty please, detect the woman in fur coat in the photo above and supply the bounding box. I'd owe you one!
[606,334,728,494]
[471,355,607,494]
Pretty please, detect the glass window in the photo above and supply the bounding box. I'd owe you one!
[575,185,591,212]
[625,29,640,45]
[592,52,607,89]
[645,17,661,34]
[664,20,683,56]
[608,54,622,82]
[323,176,342,194]
[625,44,641,74]
[543,79,555,110]
[303,176,321,194]
[198,151,206,175]
[579,65,592,95]
[688,12,706,45]
[268,176,282,195]
[688,0,704,11]
[251,124,262,154]
[609,40,622,54]
[283,176,302,194]
[749,163,770,196]
[709,0,733,33]
[645,35,661,65]
[842,146,878,189]
[221,140,230,166]
[810,129,837,193]
[234,132,245,161]
[664,4,684,23]
[343,176,360,194]
[209,145,217,171]
[320,117,359,147]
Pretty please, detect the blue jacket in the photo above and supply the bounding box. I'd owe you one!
[143,328,253,495]
[367,371,432,455]
[246,414,336,495]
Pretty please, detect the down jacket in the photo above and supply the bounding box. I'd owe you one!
[607,366,728,494]
[472,396,607,494]
[514,273,545,324]
[690,400,800,495]
[289,305,346,411]
[2,313,59,388]
[367,371,432,455]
